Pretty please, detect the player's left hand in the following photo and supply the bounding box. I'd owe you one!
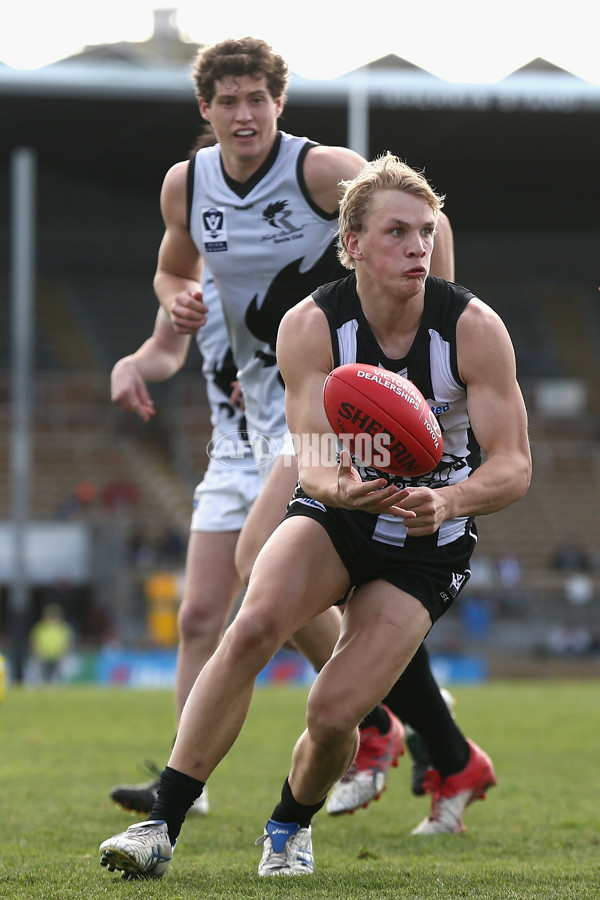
[393,486,448,535]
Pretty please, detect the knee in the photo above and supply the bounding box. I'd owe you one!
[306,697,357,747]
[178,598,225,646]
[225,608,282,664]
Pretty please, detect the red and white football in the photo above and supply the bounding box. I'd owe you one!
[322,362,442,477]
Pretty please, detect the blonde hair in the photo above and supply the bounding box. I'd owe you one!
[337,153,445,269]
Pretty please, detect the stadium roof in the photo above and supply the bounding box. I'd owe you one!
[1,52,599,112]
[1,18,598,232]
[1,6,598,113]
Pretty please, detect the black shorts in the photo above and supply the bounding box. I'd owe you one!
[284,495,476,623]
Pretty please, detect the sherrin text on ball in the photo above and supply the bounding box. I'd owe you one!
[322,363,442,477]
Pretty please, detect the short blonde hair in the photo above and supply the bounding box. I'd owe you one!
[337,153,445,269]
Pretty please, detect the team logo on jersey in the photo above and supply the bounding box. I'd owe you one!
[201,206,227,252]
[262,200,302,234]
[260,200,306,244]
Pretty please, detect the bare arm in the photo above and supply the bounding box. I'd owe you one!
[430,212,455,281]
[447,299,531,513]
[303,145,367,213]
[395,299,531,535]
[277,299,413,517]
[111,307,191,421]
[153,161,208,335]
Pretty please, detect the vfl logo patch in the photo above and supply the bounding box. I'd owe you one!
[201,206,227,252]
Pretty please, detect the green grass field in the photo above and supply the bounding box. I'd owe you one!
[1,680,599,899]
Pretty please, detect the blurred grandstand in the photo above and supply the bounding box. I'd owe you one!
[1,10,599,672]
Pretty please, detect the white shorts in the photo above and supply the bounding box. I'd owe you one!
[191,456,263,533]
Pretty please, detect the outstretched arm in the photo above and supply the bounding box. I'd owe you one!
[111,307,191,421]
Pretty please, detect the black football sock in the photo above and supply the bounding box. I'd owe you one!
[359,703,391,734]
[270,777,326,828]
[383,644,469,777]
[149,766,205,845]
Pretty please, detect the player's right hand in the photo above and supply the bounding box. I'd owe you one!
[111,359,155,422]
[335,450,415,517]
[170,290,208,334]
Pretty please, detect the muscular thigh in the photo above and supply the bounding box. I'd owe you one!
[310,581,432,723]
[238,515,351,641]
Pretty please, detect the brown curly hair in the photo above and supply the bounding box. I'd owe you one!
[192,37,289,105]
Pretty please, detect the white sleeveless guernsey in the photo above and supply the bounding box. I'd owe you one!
[188,131,343,444]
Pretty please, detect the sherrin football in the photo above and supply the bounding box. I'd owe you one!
[322,363,443,477]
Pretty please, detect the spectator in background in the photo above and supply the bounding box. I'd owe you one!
[54,480,98,520]
[564,571,594,606]
[497,553,522,590]
[468,553,495,590]
[102,479,140,512]
[546,624,593,657]
[496,552,527,616]
[29,604,74,683]
[550,541,590,571]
